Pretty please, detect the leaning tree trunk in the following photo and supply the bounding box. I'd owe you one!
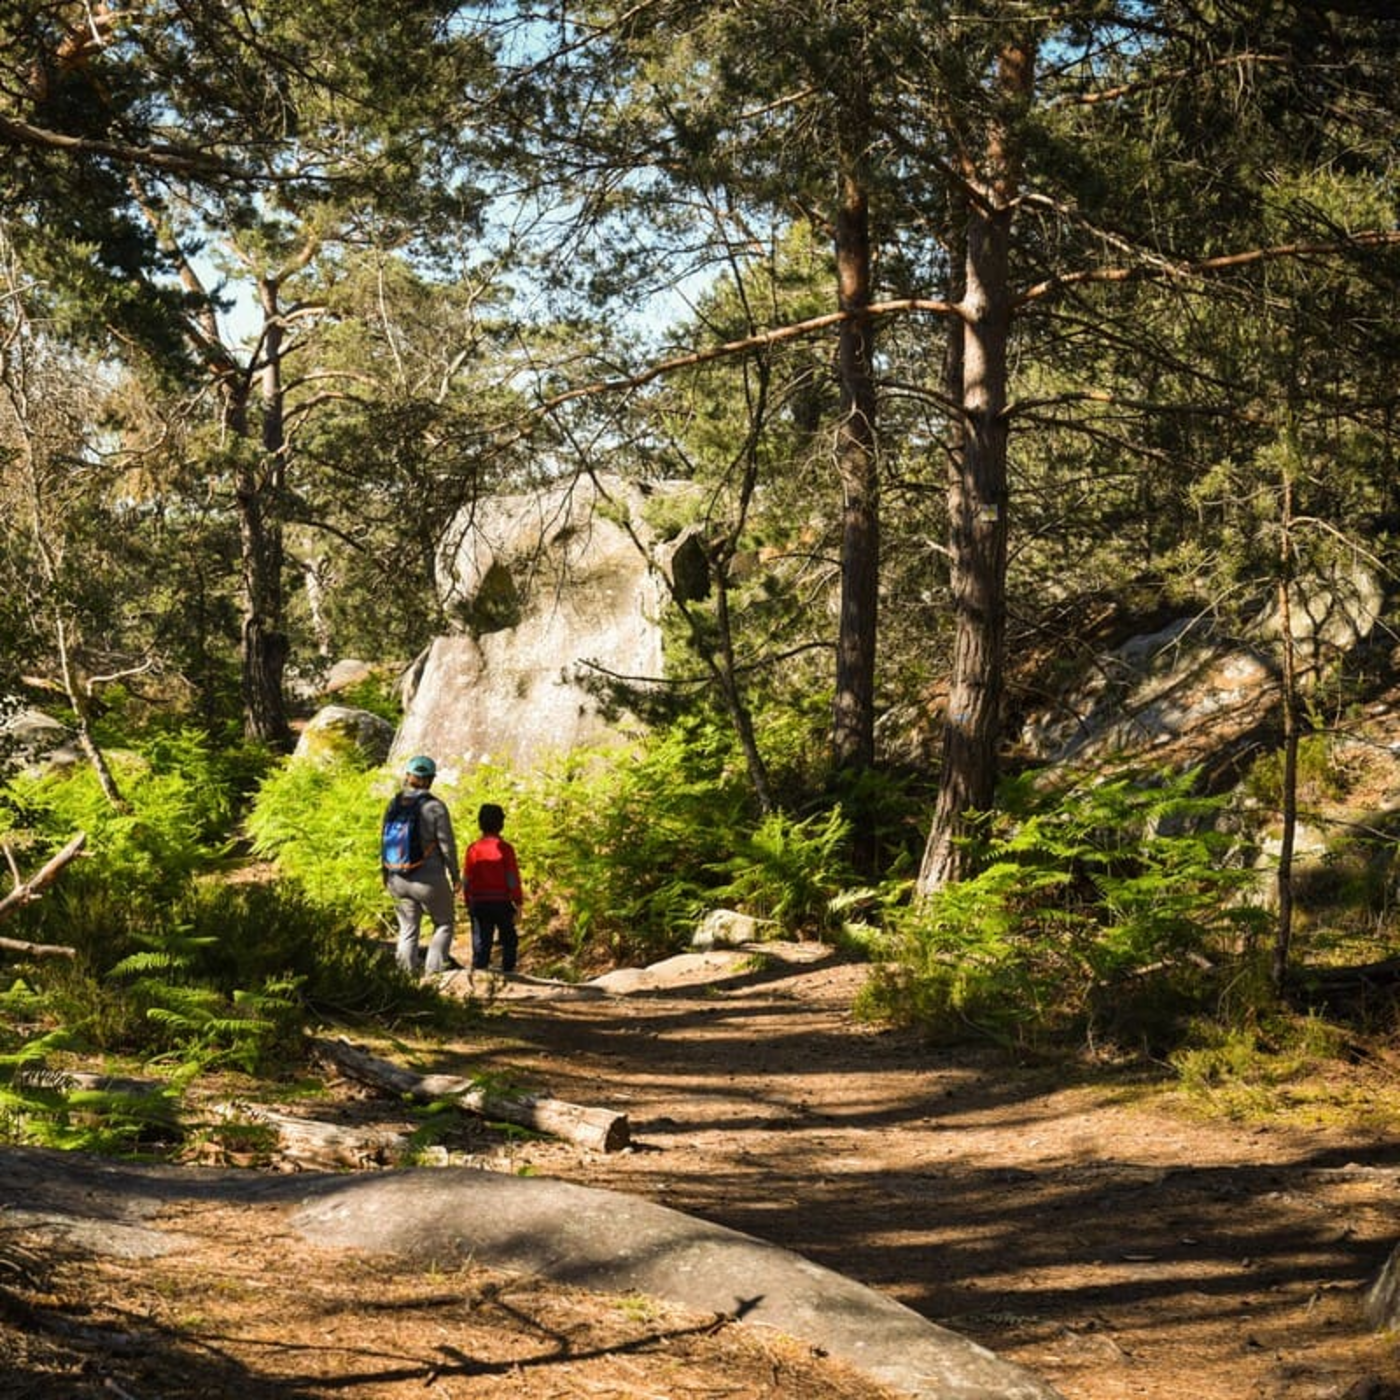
[917,38,1031,896]
[831,89,879,778]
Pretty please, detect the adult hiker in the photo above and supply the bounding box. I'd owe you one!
[461,801,524,975]
[381,754,459,976]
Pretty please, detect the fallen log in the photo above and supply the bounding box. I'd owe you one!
[313,1036,631,1154]
[0,934,78,959]
[1286,957,1400,1016]
[1367,1239,1400,1331]
[207,1101,411,1171]
[12,1066,413,1170]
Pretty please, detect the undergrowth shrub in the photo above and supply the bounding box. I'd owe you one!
[2,729,252,946]
[109,929,303,1074]
[1166,1011,1377,1125]
[526,722,753,964]
[245,755,389,925]
[862,768,1270,1049]
[0,1026,184,1153]
[243,714,868,973]
[24,880,417,1066]
[0,738,454,1150]
[175,880,405,1016]
[329,672,403,725]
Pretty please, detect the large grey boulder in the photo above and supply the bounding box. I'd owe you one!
[293,1168,1063,1400]
[395,475,700,770]
[0,1146,1061,1400]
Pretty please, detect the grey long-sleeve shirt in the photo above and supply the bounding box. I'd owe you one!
[413,792,458,886]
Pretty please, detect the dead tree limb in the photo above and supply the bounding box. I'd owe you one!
[207,1101,411,1171]
[0,934,78,958]
[0,833,86,942]
[313,1037,631,1154]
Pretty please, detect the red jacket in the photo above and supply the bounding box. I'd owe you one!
[462,834,523,906]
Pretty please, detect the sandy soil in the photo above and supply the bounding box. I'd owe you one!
[463,949,1400,1400]
[1,946,1397,1399]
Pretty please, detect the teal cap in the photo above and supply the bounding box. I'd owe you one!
[406,755,437,778]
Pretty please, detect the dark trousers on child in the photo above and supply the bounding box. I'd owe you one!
[469,900,517,973]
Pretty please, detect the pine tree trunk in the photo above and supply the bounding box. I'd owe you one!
[831,101,879,775]
[238,285,293,751]
[917,38,1030,895]
[1272,468,1298,991]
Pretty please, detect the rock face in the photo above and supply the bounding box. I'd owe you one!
[394,476,695,771]
[1022,564,1385,770]
[0,706,79,776]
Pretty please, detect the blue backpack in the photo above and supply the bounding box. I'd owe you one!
[381,792,437,875]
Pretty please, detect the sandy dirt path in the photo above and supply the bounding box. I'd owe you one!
[463,948,1400,1400]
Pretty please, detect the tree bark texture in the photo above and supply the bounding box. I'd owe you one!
[831,96,879,774]
[209,1100,411,1170]
[918,37,1031,894]
[1272,468,1298,992]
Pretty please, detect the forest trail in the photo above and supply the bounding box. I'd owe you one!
[4,945,1399,1400]
[461,944,1400,1400]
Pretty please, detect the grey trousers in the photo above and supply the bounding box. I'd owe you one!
[387,872,456,975]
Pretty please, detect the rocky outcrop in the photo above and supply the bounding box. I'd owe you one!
[1022,563,1385,770]
[394,475,700,771]
[0,706,79,776]
[1020,619,1277,767]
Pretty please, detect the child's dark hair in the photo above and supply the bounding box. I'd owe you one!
[478,802,506,834]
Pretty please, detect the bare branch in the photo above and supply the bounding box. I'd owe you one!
[1046,53,1288,109]
[0,113,251,180]
[0,833,87,928]
[535,297,960,414]
[1018,230,1400,306]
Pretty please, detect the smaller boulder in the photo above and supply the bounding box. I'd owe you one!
[294,706,394,767]
[323,659,378,694]
[692,908,763,949]
[0,706,76,776]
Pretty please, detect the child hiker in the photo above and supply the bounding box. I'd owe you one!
[461,802,523,974]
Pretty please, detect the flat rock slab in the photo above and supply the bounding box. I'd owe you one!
[444,940,837,1001]
[294,1168,1061,1399]
[0,1147,1059,1400]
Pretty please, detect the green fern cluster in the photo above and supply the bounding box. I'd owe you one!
[3,728,260,936]
[110,931,302,1075]
[245,753,390,925]
[0,733,440,1152]
[710,806,854,937]
[866,769,1270,1047]
[244,717,867,971]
